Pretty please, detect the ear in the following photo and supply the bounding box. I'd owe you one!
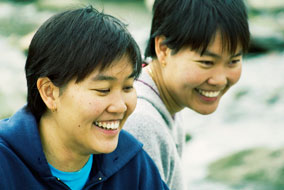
[37,77,60,110]
[154,35,171,64]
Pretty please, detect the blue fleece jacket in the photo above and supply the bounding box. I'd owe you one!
[0,107,169,190]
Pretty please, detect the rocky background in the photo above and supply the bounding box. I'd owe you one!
[0,0,283,189]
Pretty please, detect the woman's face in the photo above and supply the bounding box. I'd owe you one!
[52,54,137,155]
[162,32,242,115]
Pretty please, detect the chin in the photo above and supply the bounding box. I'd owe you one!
[98,143,118,154]
[194,106,218,115]
[200,110,215,115]
[102,148,117,154]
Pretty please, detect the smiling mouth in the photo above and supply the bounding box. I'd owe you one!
[196,88,221,98]
[94,121,120,130]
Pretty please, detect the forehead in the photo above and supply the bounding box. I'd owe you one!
[101,54,133,73]
[88,55,134,80]
[205,31,243,55]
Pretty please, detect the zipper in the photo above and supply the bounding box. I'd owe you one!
[54,177,71,190]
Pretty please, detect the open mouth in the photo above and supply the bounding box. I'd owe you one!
[94,121,120,131]
[195,88,221,98]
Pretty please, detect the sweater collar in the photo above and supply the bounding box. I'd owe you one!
[136,69,176,125]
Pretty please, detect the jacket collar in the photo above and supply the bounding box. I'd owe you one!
[95,130,142,178]
[0,107,51,177]
[0,106,143,180]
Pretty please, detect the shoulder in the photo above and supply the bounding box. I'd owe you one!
[125,97,168,130]
[123,104,178,167]
[124,99,172,147]
[0,140,17,179]
[123,96,176,155]
[0,139,21,168]
[0,138,13,157]
[123,149,169,190]
[129,148,161,173]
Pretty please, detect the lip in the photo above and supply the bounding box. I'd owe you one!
[199,94,218,102]
[93,120,121,136]
[195,88,220,102]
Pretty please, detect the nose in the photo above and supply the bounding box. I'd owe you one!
[107,93,127,114]
[207,67,228,87]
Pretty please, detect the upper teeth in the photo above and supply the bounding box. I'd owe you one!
[95,121,120,130]
[198,89,221,98]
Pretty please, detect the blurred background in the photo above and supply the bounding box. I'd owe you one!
[0,0,283,189]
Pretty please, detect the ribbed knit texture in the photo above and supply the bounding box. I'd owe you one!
[124,70,186,190]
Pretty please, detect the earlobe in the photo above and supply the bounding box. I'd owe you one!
[154,36,169,66]
[37,77,59,111]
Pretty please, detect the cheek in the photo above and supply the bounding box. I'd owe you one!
[181,71,205,88]
[125,91,137,116]
[77,93,104,116]
[88,101,104,115]
[229,66,242,85]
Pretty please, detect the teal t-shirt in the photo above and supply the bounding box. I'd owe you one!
[48,155,93,190]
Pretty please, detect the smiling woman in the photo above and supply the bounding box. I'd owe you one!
[0,5,169,190]
[39,54,137,159]
[123,0,250,189]
[158,31,243,115]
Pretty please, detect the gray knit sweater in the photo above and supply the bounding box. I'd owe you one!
[124,70,186,190]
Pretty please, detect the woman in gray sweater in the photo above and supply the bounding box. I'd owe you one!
[124,0,250,189]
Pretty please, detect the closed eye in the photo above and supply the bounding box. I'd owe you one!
[94,89,110,94]
[123,86,133,92]
[197,60,214,66]
[230,59,241,64]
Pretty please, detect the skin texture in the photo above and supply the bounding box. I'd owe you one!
[38,54,137,172]
[157,31,242,115]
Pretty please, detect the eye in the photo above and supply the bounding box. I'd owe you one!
[197,60,214,67]
[94,89,110,94]
[123,86,133,92]
[229,59,241,65]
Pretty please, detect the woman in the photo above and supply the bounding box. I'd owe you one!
[124,0,250,189]
[0,6,168,190]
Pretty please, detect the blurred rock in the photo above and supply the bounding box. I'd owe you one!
[185,133,192,143]
[247,0,284,11]
[0,3,40,36]
[246,0,284,53]
[144,0,153,11]
[207,147,284,188]
[5,0,38,3]
[0,37,26,119]
[249,14,284,53]
[19,31,35,54]
[36,0,80,11]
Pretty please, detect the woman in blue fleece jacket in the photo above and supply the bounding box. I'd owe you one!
[0,6,168,190]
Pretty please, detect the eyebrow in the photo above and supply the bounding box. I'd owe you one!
[91,72,135,81]
[202,50,243,59]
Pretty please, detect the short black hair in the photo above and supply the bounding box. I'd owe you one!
[25,6,142,122]
[145,0,250,58]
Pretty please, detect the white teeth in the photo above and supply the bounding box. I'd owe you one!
[111,123,115,129]
[197,89,221,98]
[95,121,120,130]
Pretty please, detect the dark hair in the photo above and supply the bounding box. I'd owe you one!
[25,6,142,122]
[145,0,250,58]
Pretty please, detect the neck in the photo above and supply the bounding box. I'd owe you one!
[147,60,183,115]
[39,113,90,172]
